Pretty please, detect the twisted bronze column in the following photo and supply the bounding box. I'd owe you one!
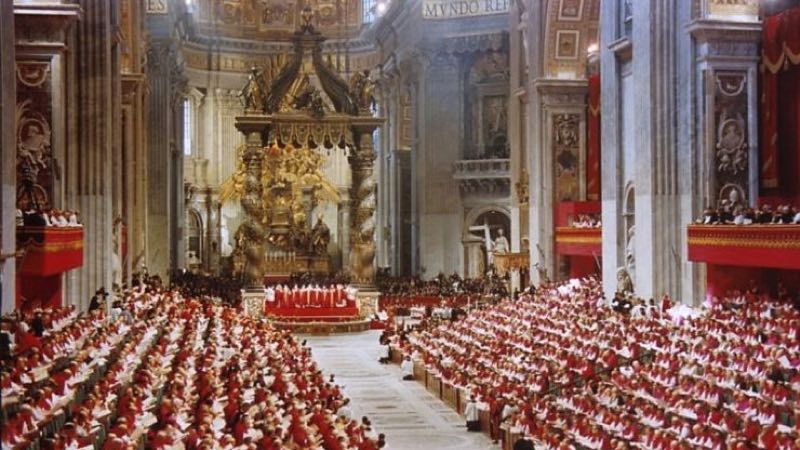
[240,131,266,288]
[348,131,377,285]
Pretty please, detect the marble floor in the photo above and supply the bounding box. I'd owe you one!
[303,331,498,450]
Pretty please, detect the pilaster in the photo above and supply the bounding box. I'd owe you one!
[530,79,588,281]
[1,0,16,314]
[145,38,187,278]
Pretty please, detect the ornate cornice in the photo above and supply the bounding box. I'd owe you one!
[14,2,81,52]
[534,78,588,106]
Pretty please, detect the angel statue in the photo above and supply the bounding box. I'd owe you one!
[348,69,375,111]
[239,67,266,112]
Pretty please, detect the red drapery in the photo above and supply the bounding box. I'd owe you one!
[586,74,601,201]
[760,7,800,198]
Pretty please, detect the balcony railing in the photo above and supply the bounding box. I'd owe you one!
[687,224,800,270]
[452,158,510,179]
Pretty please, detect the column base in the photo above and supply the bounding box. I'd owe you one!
[241,288,265,318]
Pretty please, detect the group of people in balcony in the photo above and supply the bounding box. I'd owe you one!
[571,214,602,228]
[16,208,81,228]
[698,203,800,225]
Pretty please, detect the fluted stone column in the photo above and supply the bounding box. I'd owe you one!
[349,130,378,285]
[146,38,186,279]
[60,0,116,310]
[0,0,15,314]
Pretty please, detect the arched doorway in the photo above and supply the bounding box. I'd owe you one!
[463,208,511,278]
[186,209,203,270]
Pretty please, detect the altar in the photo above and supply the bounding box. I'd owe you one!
[227,11,383,329]
[220,9,384,292]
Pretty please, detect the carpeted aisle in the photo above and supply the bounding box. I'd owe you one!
[304,331,499,450]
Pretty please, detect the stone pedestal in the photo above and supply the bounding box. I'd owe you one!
[242,289,265,318]
[355,289,380,318]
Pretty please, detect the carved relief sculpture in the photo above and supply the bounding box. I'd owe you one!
[553,113,580,201]
[515,168,529,204]
[712,72,750,209]
[15,62,54,211]
[716,112,747,175]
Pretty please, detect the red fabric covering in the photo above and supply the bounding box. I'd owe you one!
[568,255,599,279]
[586,74,601,201]
[760,7,800,197]
[16,273,63,311]
[16,227,83,310]
[687,225,800,270]
[264,306,359,320]
[705,265,800,299]
[555,227,601,256]
[17,227,83,276]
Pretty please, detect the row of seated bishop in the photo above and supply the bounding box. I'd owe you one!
[1,284,382,450]
[392,277,800,450]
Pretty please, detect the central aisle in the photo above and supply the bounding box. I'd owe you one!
[304,331,498,450]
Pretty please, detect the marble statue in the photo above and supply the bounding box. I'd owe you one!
[311,214,331,256]
[617,267,634,294]
[492,228,510,254]
[348,69,375,111]
[625,224,636,278]
[239,67,266,112]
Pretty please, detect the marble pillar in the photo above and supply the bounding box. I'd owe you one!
[417,54,464,278]
[0,0,15,314]
[522,0,547,284]
[683,18,760,305]
[57,0,119,310]
[146,39,186,279]
[599,0,629,301]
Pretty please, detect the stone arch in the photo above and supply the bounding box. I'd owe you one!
[462,205,512,239]
[462,206,511,278]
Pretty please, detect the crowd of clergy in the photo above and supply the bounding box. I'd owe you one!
[391,277,800,450]
[377,273,509,311]
[1,281,382,450]
[264,285,358,310]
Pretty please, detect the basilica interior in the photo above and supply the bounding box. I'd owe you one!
[2,1,800,449]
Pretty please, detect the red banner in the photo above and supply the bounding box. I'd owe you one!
[760,7,800,193]
[586,74,601,201]
[17,227,84,276]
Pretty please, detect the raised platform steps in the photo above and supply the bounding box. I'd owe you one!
[268,318,372,334]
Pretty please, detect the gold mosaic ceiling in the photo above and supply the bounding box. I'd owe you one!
[193,0,363,41]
